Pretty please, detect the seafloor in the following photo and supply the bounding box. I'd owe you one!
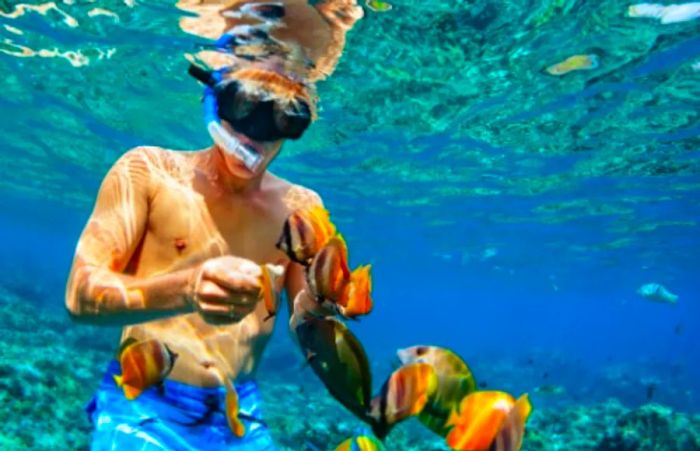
[1,286,698,451]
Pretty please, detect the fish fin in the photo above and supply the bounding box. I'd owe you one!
[117,337,138,358]
[122,384,143,400]
[113,374,124,387]
[513,393,533,421]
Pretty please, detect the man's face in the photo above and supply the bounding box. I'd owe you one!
[220,120,284,179]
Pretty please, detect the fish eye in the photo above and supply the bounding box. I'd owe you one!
[415,346,428,356]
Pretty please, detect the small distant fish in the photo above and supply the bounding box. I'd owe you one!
[277,206,337,266]
[113,338,178,400]
[365,0,393,12]
[545,54,599,76]
[335,435,386,451]
[628,3,700,24]
[637,283,679,304]
[260,263,284,321]
[646,382,656,401]
[445,391,532,451]
[534,384,565,396]
[369,363,438,439]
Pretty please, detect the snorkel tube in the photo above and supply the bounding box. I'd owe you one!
[188,64,264,173]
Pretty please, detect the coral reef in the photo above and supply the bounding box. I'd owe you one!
[1,285,699,450]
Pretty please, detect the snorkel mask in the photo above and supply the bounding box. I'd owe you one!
[189,63,312,173]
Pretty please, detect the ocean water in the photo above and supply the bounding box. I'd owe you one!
[1,0,699,449]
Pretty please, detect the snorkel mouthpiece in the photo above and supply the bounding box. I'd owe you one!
[192,64,264,173]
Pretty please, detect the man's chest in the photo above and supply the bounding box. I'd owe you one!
[142,186,288,270]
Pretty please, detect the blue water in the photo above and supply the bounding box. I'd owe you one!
[1,0,700,448]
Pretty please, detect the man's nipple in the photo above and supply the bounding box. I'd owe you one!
[174,238,187,254]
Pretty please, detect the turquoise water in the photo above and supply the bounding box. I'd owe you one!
[1,0,699,449]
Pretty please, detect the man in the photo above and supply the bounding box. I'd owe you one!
[65,1,363,449]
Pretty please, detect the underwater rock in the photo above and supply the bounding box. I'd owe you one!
[596,403,700,451]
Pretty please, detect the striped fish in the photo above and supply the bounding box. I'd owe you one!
[276,206,336,266]
[113,338,178,400]
[369,363,438,439]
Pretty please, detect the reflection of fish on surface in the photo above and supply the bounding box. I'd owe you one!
[637,283,678,304]
[545,54,599,76]
[113,338,178,400]
[533,384,565,396]
[628,3,700,24]
[365,0,393,13]
[335,434,386,451]
[396,345,477,437]
[445,391,532,451]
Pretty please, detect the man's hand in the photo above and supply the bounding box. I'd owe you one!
[189,256,264,324]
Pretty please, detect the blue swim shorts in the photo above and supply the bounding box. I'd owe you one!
[85,361,278,451]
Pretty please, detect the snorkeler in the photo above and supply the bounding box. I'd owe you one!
[65,1,363,449]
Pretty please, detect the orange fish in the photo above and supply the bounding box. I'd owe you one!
[445,391,532,451]
[276,205,336,265]
[224,378,246,437]
[113,338,178,400]
[337,265,373,318]
[306,236,373,319]
[307,235,351,303]
[260,263,284,321]
[369,362,438,439]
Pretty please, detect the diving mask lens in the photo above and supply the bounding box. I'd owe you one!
[216,82,311,142]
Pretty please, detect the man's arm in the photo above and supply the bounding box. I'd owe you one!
[65,148,195,326]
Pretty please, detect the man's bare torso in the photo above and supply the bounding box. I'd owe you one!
[116,147,306,387]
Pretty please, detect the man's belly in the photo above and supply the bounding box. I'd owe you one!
[120,307,274,387]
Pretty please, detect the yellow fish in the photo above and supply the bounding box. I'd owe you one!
[260,263,284,321]
[445,391,532,451]
[113,338,178,400]
[335,435,386,450]
[545,54,599,76]
[224,378,245,437]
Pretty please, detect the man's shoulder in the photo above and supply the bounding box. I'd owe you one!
[268,176,323,211]
[111,146,193,179]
